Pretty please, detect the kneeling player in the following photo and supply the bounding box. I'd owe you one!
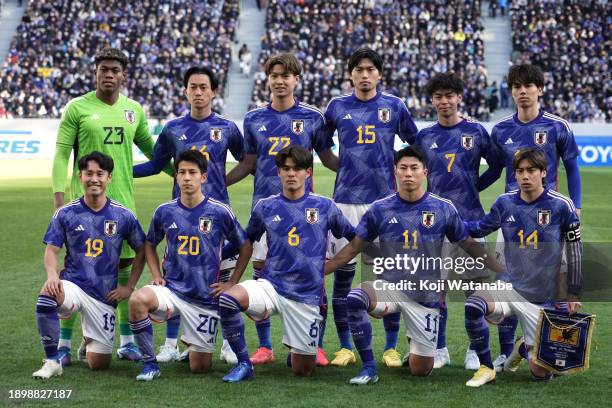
[34,152,146,379]
[128,150,249,381]
[325,146,504,385]
[217,145,355,382]
[463,148,582,387]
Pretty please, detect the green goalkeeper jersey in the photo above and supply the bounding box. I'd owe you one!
[52,91,154,213]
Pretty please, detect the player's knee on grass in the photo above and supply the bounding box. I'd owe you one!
[189,350,212,374]
[86,339,112,370]
[408,354,434,377]
[291,353,316,377]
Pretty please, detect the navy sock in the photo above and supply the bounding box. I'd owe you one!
[347,288,375,369]
[519,342,529,359]
[318,291,328,348]
[255,318,272,349]
[333,264,355,350]
[219,293,250,364]
[465,296,492,369]
[437,303,448,349]
[498,315,518,356]
[383,312,400,351]
[130,317,156,363]
[166,315,180,341]
[36,295,59,360]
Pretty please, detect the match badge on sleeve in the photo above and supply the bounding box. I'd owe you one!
[534,130,548,145]
[306,208,319,224]
[461,134,474,150]
[292,120,304,135]
[537,210,551,227]
[210,128,223,143]
[104,220,118,237]
[422,211,435,228]
[124,110,136,124]
[199,217,212,234]
[378,108,391,123]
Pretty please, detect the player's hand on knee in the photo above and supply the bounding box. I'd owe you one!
[209,281,234,298]
[151,277,166,286]
[106,285,133,303]
[43,277,63,298]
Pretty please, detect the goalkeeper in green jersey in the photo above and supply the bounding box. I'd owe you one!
[52,47,166,364]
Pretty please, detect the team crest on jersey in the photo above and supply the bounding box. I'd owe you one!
[104,220,118,237]
[199,217,212,234]
[124,110,135,124]
[378,108,391,123]
[306,208,319,224]
[422,211,436,228]
[537,210,551,227]
[292,120,304,135]
[461,134,474,150]
[210,128,223,143]
[534,130,548,146]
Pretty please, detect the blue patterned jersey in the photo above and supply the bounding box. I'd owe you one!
[323,91,418,204]
[356,192,468,303]
[43,198,146,305]
[243,101,333,208]
[147,197,247,308]
[491,112,579,192]
[246,193,355,305]
[467,189,581,302]
[135,113,244,203]
[413,119,500,221]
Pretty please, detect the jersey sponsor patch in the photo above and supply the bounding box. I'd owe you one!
[199,217,212,234]
[124,110,135,124]
[537,210,551,226]
[461,134,474,150]
[422,211,435,228]
[378,108,391,123]
[104,220,118,237]
[535,130,548,146]
[292,119,304,135]
[306,208,319,224]
[210,128,223,143]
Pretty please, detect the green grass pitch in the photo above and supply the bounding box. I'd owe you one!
[0,165,610,407]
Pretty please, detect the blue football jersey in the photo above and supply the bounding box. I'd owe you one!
[467,189,580,302]
[147,197,247,308]
[323,91,418,204]
[491,112,579,192]
[43,198,146,305]
[356,192,468,304]
[243,101,333,208]
[414,119,500,221]
[135,113,244,203]
[246,193,355,305]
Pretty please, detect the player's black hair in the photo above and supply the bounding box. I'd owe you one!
[94,47,129,70]
[425,72,465,97]
[78,151,114,173]
[394,146,427,168]
[275,145,313,170]
[512,147,546,171]
[175,150,208,173]
[348,48,383,73]
[507,64,544,89]
[265,53,302,76]
[183,66,219,91]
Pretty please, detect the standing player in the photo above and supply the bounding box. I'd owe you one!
[324,146,505,384]
[489,63,582,370]
[128,150,250,381]
[463,148,582,387]
[411,72,503,369]
[323,48,418,367]
[218,146,355,382]
[133,66,244,364]
[34,152,146,379]
[51,47,164,364]
[226,53,337,366]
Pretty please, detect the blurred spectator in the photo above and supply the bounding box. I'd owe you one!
[510,0,611,122]
[239,44,253,77]
[499,75,509,108]
[0,0,240,118]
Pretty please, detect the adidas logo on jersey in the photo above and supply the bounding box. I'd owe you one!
[272,215,282,222]
[430,142,438,149]
[90,113,100,120]
[388,217,398,224]
[179,134,187,141]
[504,138,514,145]
[506,215,516,222]
[258,125,267,132]
[342,113,352,120]
[169,222,178,229]
[75,225,85,231]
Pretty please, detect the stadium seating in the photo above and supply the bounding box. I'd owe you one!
[509,0,610,122]
[249,0,492,121]
[0,0,239,118]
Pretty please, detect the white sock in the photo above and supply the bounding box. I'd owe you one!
[58,339,71,350]
[165,338,178,348]
[120,335,135,347]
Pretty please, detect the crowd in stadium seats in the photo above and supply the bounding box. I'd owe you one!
[510,0,610,122]
[250,0,492,121]
[0,0,239,119]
